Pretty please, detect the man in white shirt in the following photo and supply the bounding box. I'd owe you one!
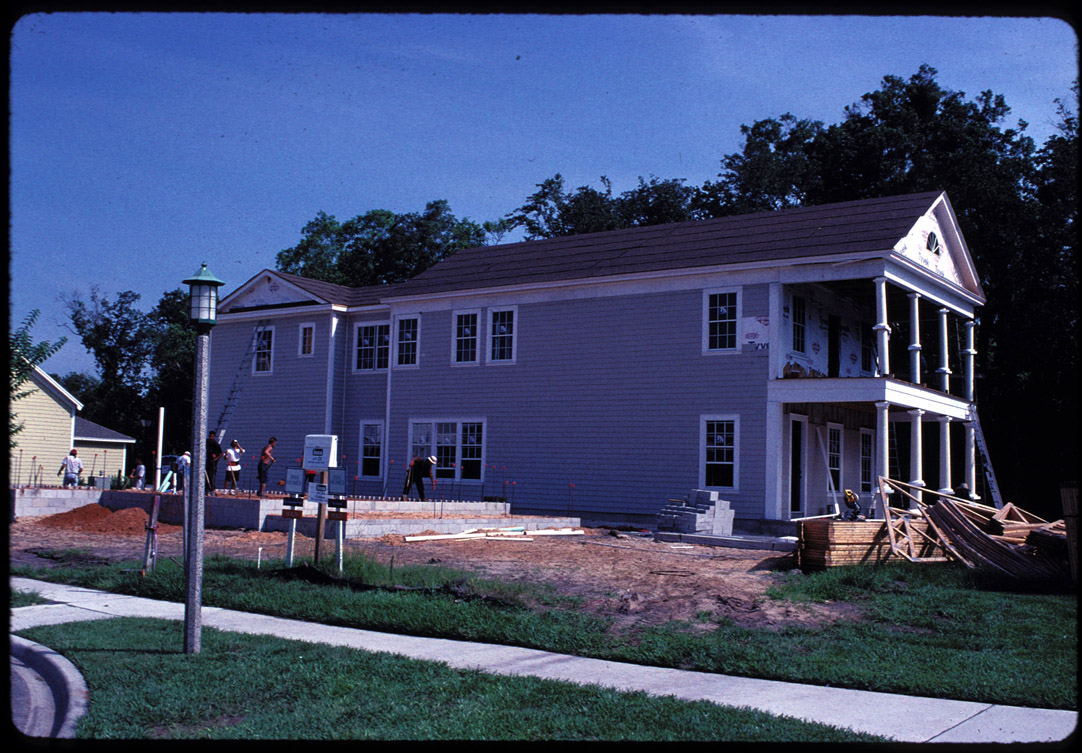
[58,449,83,488]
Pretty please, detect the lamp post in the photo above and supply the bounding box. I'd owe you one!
[182,262,224,654]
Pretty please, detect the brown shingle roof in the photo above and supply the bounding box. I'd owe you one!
[385,191,946,297]
[272,270,401,307]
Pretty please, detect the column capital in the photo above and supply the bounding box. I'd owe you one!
[875,400,892,410]
[907,291,922,300]
[907,408,925,417]
[936,414,952,424]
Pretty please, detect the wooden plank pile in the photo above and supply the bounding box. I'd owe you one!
[874,478,1071,582]
[404,527,584,543]
[797,517,943,571]
[798,479,1072,582]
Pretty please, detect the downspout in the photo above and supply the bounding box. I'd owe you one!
[384,311,395,498]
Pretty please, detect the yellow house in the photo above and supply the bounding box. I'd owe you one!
[10,366,83,486]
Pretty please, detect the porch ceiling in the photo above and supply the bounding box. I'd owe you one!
[767,376,971,419]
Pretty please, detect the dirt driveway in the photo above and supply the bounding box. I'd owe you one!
[9,505,859,632]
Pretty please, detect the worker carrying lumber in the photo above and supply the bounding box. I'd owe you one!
[402,455,438,501]
[842,489,865,521]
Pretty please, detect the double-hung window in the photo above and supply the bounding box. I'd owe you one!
[361,422,383,477]
[409,419,485,481]
[489,308,516,363]
[859,429,874,493]
[356,323,390,371]
[701,415,739,489]
[827,423,843,491]
[298,323,315,357]
[253,326,274,374]
[792,295,807,354]
[702,289,740,353]
[397,316,419,367]
[453,310,480,364]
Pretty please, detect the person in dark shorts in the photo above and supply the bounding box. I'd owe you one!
[258,437,277,498]
[402,455,438,500]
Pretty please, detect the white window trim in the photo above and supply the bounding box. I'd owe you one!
[359,420,385,478]
[298,322,316,358]
[701,288,742,355]
[451,308,482,367]
[408,417,487,482]
[699,414,740,492]
[486,306,518,365]
[859,428,875,493]
[252,325,276,375]
[827,422,844,492]
[353,320,391,373]
[394,315,421,370]
[789,413,808,517]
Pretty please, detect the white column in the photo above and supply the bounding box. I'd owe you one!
[874,277,891,377]
[963,320,976,403]
[908,293,922,385]
[937,415,953,495]
[908,408,925,508]
[764,400,785,520]
[875,400,891,517]
[964,419,978,500]
[937,308,952,393]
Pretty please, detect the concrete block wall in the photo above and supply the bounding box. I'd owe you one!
[10,487,104,521]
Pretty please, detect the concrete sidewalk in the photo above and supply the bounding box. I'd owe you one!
[10,576,1077,743]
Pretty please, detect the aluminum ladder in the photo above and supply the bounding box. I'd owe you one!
[213,318,271,444]
[967,405,1004,508]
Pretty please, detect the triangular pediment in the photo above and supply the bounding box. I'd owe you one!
[891,193,983,300]
[220,270,326,311]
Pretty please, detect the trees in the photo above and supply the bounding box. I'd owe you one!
[9,309,67,445]
[709,65,1076,516]
[506,173,698,240]
[276,201,487,287]
[61,287,198,459]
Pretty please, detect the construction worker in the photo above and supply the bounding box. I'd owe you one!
[402,455,438,501]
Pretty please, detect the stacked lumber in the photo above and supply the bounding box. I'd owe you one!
[405,527,584,543]
[876,478,1071,582]
[797,518,941,570]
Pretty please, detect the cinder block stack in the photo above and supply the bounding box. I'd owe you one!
[656,490,734,535]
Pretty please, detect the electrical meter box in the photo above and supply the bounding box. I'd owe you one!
[303,434,338,471]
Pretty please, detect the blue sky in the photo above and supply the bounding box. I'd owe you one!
[9,12,1078,378]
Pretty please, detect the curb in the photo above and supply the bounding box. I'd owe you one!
[10,635,90,738]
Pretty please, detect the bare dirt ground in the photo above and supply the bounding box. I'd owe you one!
[9,505,862,632]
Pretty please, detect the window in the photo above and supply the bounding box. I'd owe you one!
[860,429,874,493]
[361,422,383,477]
[356,323,390,371]
[298,323,315,357]
[792,295,806,354]
[703,290,739,352]
[489,308,516,363]
[409,419,485,481]
[702,416,738,489]
[453,311,479,364]
[927,231,941,255]
[827,424,843,491]
[397,317,419,367]
[253,326,274,374]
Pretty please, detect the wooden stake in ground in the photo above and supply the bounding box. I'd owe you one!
[314,470,328,563]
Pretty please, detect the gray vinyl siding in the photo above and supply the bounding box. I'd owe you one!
[207,314,334,489]
[340,316,391,496]
[385,283,771,520]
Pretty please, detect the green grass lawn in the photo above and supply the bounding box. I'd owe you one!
[12,549,1077,711]
[14,616,885,741]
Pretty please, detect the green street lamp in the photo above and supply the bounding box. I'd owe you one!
[183,262,226,327]
[183,262,224,654]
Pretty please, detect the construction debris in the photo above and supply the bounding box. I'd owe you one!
[656,490,734,535]
[798,478,1073,583]
[404,527,584,543]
